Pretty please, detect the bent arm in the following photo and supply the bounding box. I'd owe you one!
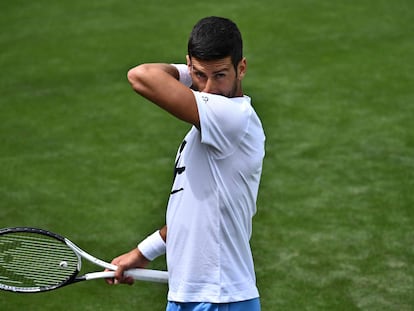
[127,63,200,128]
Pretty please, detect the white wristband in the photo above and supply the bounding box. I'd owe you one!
[137,230,166,261]
[171,64,192,87]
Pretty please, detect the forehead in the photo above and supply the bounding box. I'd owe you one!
[190,56,233,72]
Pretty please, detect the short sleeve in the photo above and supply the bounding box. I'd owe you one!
[193,91,252,157]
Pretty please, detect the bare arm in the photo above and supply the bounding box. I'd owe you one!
[159,225,167,242]
[127,63,200,128]
[111,65,189,285]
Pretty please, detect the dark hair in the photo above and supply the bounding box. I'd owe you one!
[188,16,243,70]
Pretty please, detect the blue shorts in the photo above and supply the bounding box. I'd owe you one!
[166,298,261,311]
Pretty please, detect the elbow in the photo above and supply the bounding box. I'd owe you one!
[127,68,135,86]
[127,65,147,93]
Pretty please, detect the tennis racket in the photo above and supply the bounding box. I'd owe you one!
[0,227,168,293]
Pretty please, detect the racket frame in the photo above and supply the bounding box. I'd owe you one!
[0,227,168,293]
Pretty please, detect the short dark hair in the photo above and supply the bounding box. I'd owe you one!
[188,16,243,70]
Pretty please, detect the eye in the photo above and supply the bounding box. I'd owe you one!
[215,73,226,79]
[192,70,205,79]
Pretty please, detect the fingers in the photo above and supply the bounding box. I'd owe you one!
[104,268,116,285]
[114,264,123,281]
[105,248,149,286]
[105,265,134,286]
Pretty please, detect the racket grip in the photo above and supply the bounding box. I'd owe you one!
[84,269,168,283]
[125,268,168,283]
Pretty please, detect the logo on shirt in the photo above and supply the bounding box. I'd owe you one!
[202,95,209,103]
[171,140,186,195]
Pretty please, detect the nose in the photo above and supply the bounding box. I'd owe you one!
[203,79,216,94]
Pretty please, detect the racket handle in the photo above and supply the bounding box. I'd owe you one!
[125,268,168,283]
[85,269,168,283]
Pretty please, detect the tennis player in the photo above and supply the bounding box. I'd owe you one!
[107,16,265,311]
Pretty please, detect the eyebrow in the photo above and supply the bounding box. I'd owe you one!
[192,64,231,74]
[213,68,230,74]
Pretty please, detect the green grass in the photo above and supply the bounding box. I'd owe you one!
[1,0,413,310]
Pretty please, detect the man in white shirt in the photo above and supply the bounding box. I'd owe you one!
[107,16,265,311]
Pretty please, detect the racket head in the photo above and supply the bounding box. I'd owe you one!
[0,227,80,293]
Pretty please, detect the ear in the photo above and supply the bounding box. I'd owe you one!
[186,55,191,67]
[237,57,247,80]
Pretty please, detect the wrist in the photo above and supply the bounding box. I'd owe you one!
[137,230,166,261]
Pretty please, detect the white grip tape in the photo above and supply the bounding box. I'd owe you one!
[84,269,168,283]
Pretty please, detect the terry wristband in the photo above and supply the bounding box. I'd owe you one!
[171,64,192,87]
[137,230,166,261]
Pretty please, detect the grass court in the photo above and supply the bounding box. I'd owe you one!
[1,0,413,310]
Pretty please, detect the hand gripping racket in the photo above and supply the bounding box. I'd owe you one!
[0,227,168,293]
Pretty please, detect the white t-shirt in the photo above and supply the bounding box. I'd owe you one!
[166,90,265,303]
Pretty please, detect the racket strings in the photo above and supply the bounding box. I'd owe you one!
[0,232,78,290]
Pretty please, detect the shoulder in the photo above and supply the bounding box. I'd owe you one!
[193,91,258,154]
[193,91,252,125]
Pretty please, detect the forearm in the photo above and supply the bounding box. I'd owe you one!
[127,63,179,92]
[127,62,199,126]
[127,63,191,87]
[159,225,167,242]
